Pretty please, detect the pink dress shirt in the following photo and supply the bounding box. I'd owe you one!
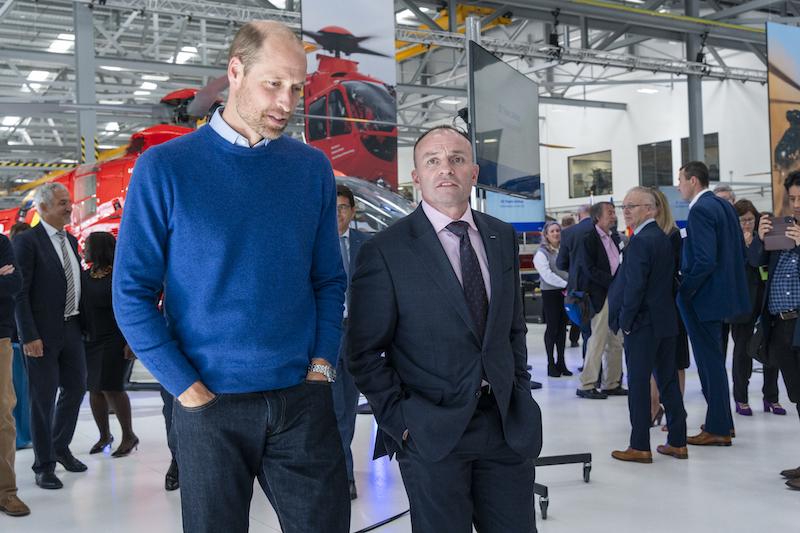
[595,224,620,276]
[421,201,492,302]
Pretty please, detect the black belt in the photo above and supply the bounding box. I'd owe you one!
[64,315,79,323]
[776,310,799,321]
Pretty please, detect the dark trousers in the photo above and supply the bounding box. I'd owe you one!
[569,324,581,346]
[159,386,177,459]
[332,322,359,481]
[396,394,536,533]
[624,328,686,451]
[541,290,568,369]
[767,317,800,407]
[12,342,31,448]
[730,322,779,404]
[25,318,86,474]
[173,381,349,533]
[678,297,734,436]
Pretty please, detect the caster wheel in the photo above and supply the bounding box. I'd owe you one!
[583,464,591,483]
[539,498,549,520]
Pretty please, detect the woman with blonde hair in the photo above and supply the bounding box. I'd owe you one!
[534,221,573,377]
[650,189,690,427]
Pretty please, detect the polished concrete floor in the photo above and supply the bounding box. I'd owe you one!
[5,323,799,532]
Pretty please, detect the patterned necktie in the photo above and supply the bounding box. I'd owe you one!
[56,230,77,316]
[446,221,488,340]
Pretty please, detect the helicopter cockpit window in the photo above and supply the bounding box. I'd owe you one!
[308,97,327,141]
[342,81,394,133]
[328,89,350,137]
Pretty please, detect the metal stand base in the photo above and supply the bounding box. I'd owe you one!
[534,453,592,520]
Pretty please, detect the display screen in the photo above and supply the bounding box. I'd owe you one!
[468,41,541,200]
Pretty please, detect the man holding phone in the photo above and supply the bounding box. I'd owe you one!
[751,170,800,490]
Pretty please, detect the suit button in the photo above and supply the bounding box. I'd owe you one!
[475,391,481,398]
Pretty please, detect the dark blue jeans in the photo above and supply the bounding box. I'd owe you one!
[173,380,350,533]
[332,322,359,481]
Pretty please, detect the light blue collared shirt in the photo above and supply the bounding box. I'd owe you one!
[634,218,656,235]
[208,107,269,148]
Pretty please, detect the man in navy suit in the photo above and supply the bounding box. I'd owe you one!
[348,126,542,532]
[677,161,749,446]
[556,204,592,286]
[14,183,88,489]
[608,187,687,463]
[333,184,369,500]
[749,170,800,490]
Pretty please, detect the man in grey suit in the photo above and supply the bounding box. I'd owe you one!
[332,183,368,501]
[348,126,542,532]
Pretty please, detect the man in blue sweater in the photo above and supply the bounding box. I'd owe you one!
[113,21,349,533]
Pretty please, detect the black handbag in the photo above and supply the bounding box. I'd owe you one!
[747,320,769,366]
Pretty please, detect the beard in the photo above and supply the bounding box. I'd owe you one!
[236,103,289,141]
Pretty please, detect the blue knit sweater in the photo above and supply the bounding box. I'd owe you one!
[112,125,346,396]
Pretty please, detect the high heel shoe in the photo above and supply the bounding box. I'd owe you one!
[735,402,753,416]
[651,405,664,427]
[764,400,787,415]
[112,436,140,458]
[89,435,114,454]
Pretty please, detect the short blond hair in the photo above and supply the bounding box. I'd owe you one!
[228,21,301,73]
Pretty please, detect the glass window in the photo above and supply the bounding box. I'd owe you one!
[638,140,673,187]
[568,150,613,198]
[328,89,350,137]
[341,80,395,132]
[680,133,719,182]
[307,97,327,141]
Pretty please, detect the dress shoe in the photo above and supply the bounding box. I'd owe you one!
[112,436,140,458]
[735,402,753,416]
[764,400,787,415]
[547,365,561,378]
[787,478,800,490]
[656,444,689,459]
[576,388,608,400]
[687,431,732,446]
[602,386,629,396]
[35,472,63,490]
[55,450,87,472]
[0,494,30,517]
[611,447,653,463]
[90,435,114,454]
[349,480,358,500]
[530,380,543,390]
[165,459,179,491]
[780,466,800,479]
[700,424,735,438]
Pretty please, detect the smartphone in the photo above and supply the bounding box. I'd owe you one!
[764,216,797,251]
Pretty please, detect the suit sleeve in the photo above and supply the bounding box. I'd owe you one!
[112,152,201,397]
[510,231,532,388]
[13,233,38,344]
[679,205,717,297]
[308,160,347,366]
[0,235,21,299]
[346,239,406,445]
[555,233,570,271]
[618,239,650,333]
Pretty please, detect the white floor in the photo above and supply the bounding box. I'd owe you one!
[5,323,799,532]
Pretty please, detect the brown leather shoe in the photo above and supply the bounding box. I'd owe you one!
[656,444,689,459]
[700,424,735,438]
[611,447,653,463]
[687,431,732,446]
[787,478,800,490]
[0,494,31,517]
[780,466,800,479]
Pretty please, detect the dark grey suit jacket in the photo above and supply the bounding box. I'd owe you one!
[347,206,543,462]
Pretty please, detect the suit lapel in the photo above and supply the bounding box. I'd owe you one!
[407,207,482,343]
[35,223,66,281]
[474,212,501,346]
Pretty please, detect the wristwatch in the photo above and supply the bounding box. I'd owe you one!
[307,362,336,383]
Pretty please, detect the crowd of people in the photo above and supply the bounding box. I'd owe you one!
[0,17,798,533]
[534,164,800,485]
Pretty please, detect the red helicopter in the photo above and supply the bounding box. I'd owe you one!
[302,26,398,189]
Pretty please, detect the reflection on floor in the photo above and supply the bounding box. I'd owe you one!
[7,323,798,532]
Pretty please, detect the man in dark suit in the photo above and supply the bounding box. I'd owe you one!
[750,170,800,490]
[677,161,749,446]
[14,182,88,489]
[558,206,594,355]
[348,126,542,532]
[608,187,687,463]
[333,184,369,501]
[575,202,626,399]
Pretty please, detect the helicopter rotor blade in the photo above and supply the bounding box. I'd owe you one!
[186,75,229,118]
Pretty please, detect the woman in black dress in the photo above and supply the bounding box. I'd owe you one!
[650,189,691,427]
[82,232,139,457]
